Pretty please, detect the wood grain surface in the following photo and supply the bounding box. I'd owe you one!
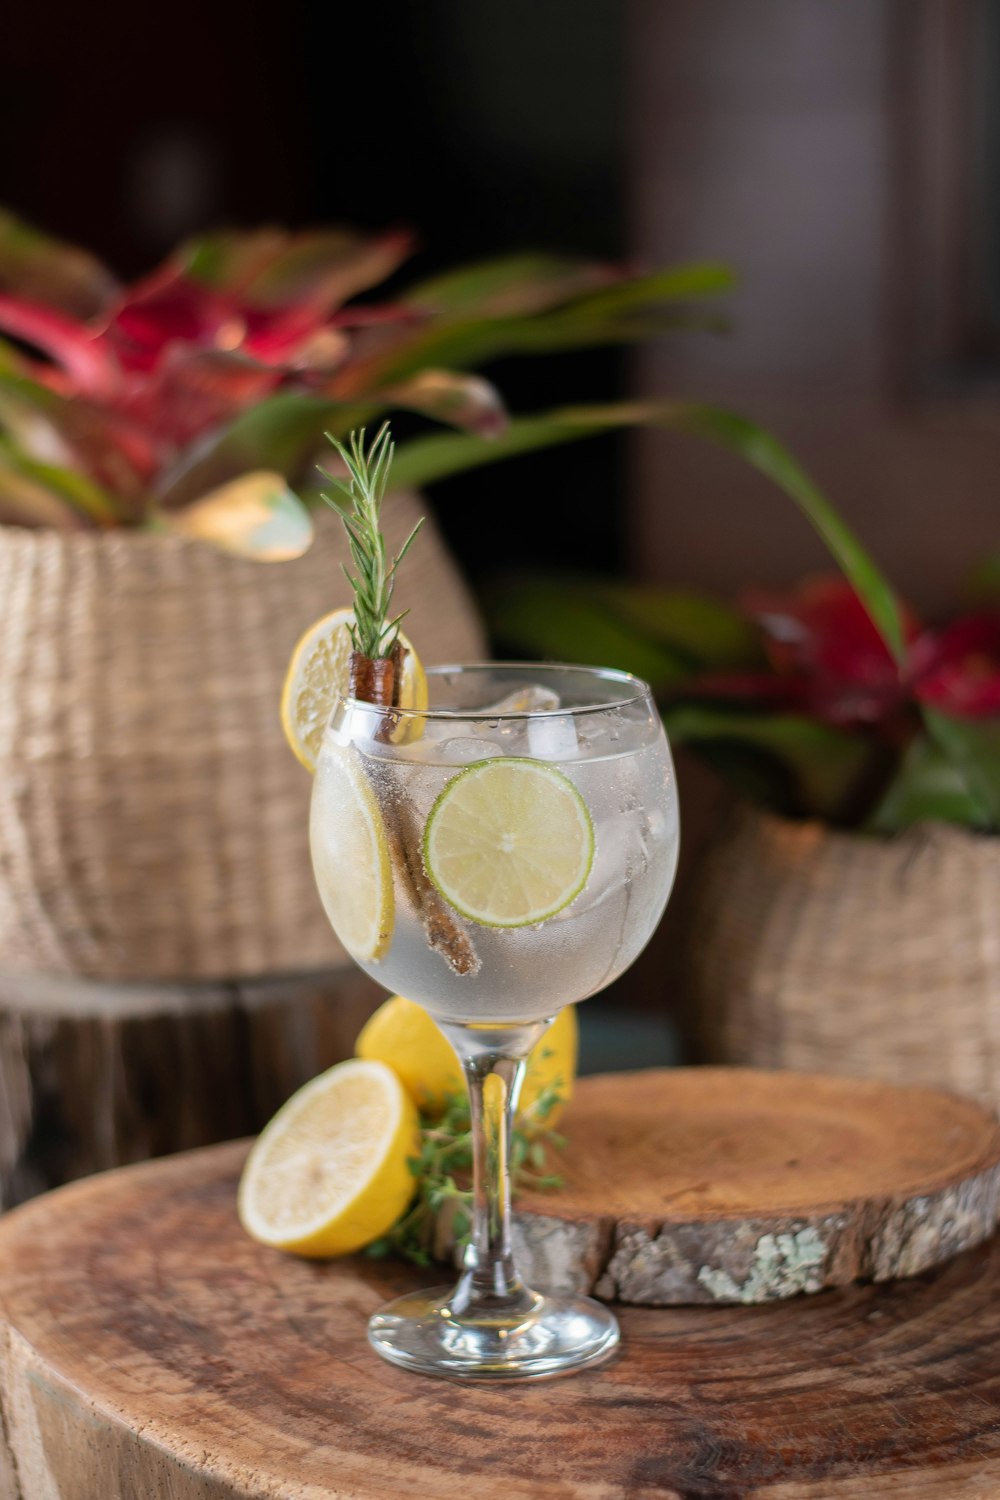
[3,1121,1000,1495]
[0,966,382,1210]
[506,1069,1000,1304]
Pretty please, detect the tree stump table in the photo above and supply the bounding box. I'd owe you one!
[0,967,383,1211]
[4,1085,1000,1496]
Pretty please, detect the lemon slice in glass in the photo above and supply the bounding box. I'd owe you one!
[423,757,595,928]
[311,745,394,960]
[238,1058,419,1257]
[280,606,427,772]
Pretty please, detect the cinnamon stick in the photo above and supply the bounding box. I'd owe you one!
[350,645,480,978]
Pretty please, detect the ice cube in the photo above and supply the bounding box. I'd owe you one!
[483,685,561,714]
[528,714,578,759]
[436,737,505,765]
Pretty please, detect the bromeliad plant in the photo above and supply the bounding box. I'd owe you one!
[0,210,749,560]
[489,473,1000,835]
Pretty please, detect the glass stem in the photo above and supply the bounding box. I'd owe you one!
[441,1020,551,1318]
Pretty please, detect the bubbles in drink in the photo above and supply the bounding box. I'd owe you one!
[311,673,679,1026]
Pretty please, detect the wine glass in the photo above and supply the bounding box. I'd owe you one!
[310,663,680,1379]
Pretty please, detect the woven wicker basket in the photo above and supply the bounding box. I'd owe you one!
[686,803,1000,1107]
[0,497,485,980]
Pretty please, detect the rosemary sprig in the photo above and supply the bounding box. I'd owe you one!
[366,1069,569,1268]
[320,422,423,660]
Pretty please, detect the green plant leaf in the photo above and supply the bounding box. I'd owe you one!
[550,261,736,319]
[589,582,763,668]
[0,336,29,376]
[156,471,314,560]
[964,551,1000,605]
[0,209,118,320]
[180,226,413,312]
[0,458,86,529]
[154,393,357,509]
[868,732,990,833]
[0,445,121,525]
[489,580,691,692]
[920,710,1000,829]
[487,574,761,677]
[391,401,908,665]
[670,408,908,663]
[0,372,150,508]
[662,705,877,822]
[380,369,507,437]
[403,253,619,318]
[334,261,734,394]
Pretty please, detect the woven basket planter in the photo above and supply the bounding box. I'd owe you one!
[686,804,1000,1107]
[0,497,485,981]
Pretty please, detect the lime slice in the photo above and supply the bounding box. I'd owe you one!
[281,606,427,772]
[422,757,595,928]
[237,1058,418,1257]
[311,746,394,960]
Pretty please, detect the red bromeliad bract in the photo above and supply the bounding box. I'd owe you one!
[684,576,1000,728]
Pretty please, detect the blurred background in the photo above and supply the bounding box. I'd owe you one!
[6,0,998,609]
[1,0,998,1105]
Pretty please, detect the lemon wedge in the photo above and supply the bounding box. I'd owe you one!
[238,1058,419,1257]
[356,994,578,1128]
[423,758,595,928]
[280,605,427,772]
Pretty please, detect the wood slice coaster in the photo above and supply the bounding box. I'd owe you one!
[3,1139,1000,1498]
[507,1069,1000,1304]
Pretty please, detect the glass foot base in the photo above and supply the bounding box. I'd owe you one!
[368,1285,620,1381]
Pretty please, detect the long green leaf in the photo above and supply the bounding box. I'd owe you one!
[0,460,86,529]
[380,370,507,437]
[335,306,726,394]
[0,447,121,525]
[868,731,989,833]
[404,254,617,318]
[662,705,876,822]
[589,582,762,668]
[964,550,1000,604]
[391,401,908,663]
[553,261,736,319]
[920,710,1000,829]
[0,209,117,320]
[155,393,354,508]
[671,407,908,663]
[488,575,760,673]
[181,226,413,312]
[489,582,691,692]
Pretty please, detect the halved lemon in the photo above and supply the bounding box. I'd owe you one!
[238,1058,419,1257]
[422,758,595,928]
[356,993,578,1127]
[280,605,427,772]
[310,745,394,960]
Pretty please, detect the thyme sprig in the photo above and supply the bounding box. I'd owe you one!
[319,422,423,660]
[367,1073,568,1268]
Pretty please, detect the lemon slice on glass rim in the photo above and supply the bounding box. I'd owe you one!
[280,605,427,772]
[238,1058,419,1257]
[423,757,595,928]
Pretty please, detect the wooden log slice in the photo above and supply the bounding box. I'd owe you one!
[3,1141,1000,1498]
[506,1068,1000,1305]
[0,967,383,1210]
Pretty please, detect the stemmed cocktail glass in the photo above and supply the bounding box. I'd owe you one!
[310,662,679,1379]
